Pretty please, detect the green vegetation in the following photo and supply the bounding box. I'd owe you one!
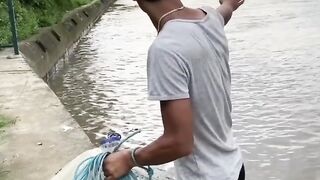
[0,114,12,180]
[0,0,93,45]
[0,114,12,129]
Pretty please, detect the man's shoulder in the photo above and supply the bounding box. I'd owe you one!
[148,37,176,56]
[147,37,190,68]
[148,33,193,58]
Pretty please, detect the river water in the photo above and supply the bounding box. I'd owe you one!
[48,0,320,179]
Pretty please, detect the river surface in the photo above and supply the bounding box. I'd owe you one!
[48,0,320,179]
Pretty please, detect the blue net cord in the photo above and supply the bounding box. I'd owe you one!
[73,130,154,180]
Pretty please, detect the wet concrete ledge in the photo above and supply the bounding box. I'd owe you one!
[20,0,116,79]
[0,1,116,179]
[0,49,93,179]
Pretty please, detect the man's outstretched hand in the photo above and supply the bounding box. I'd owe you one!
[223,0,244,11]
[217,0,245,25]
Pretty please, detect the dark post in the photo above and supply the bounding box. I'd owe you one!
[7,0,19,55]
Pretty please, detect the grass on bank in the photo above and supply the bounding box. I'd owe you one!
[0,114,12,179]
[0,114,12,130]
[0,0,93,45]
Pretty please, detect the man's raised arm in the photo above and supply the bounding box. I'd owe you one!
[217,0,244,25]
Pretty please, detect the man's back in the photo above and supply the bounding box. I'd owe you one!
[147,7,242,180]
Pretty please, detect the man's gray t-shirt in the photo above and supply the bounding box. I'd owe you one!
[147,7,243,180]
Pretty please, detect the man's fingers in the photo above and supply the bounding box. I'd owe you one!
[239,0,245,5]
[106,176,116,180]
[103,168,109,177]
[103,158,109,177]
[103,166,116,180]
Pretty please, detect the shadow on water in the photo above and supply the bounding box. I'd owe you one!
[48,37,114,145]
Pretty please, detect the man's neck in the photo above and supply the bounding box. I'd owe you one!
[143,1,184,31]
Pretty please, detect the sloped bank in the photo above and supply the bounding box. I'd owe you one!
[0,1,115,179]
[0,49,94,180]
[20,0,116,79]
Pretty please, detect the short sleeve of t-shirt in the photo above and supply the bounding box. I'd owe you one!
[147,44,190,101]
[201,6,225,26]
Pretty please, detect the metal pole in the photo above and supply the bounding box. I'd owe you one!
[7,0,19,55]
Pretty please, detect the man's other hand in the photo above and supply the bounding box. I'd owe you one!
[103,149,134,180]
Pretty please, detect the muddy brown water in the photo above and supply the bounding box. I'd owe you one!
[48,0,320,179]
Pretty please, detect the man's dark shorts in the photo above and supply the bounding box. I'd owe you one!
[238,165,245,180]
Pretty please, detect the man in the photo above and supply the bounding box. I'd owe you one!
[104,0,245,179]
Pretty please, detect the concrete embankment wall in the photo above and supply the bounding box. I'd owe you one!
[20,0,115,79]
[0,1,115,179]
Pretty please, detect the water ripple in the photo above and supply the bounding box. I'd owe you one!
[48,0,320,179]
